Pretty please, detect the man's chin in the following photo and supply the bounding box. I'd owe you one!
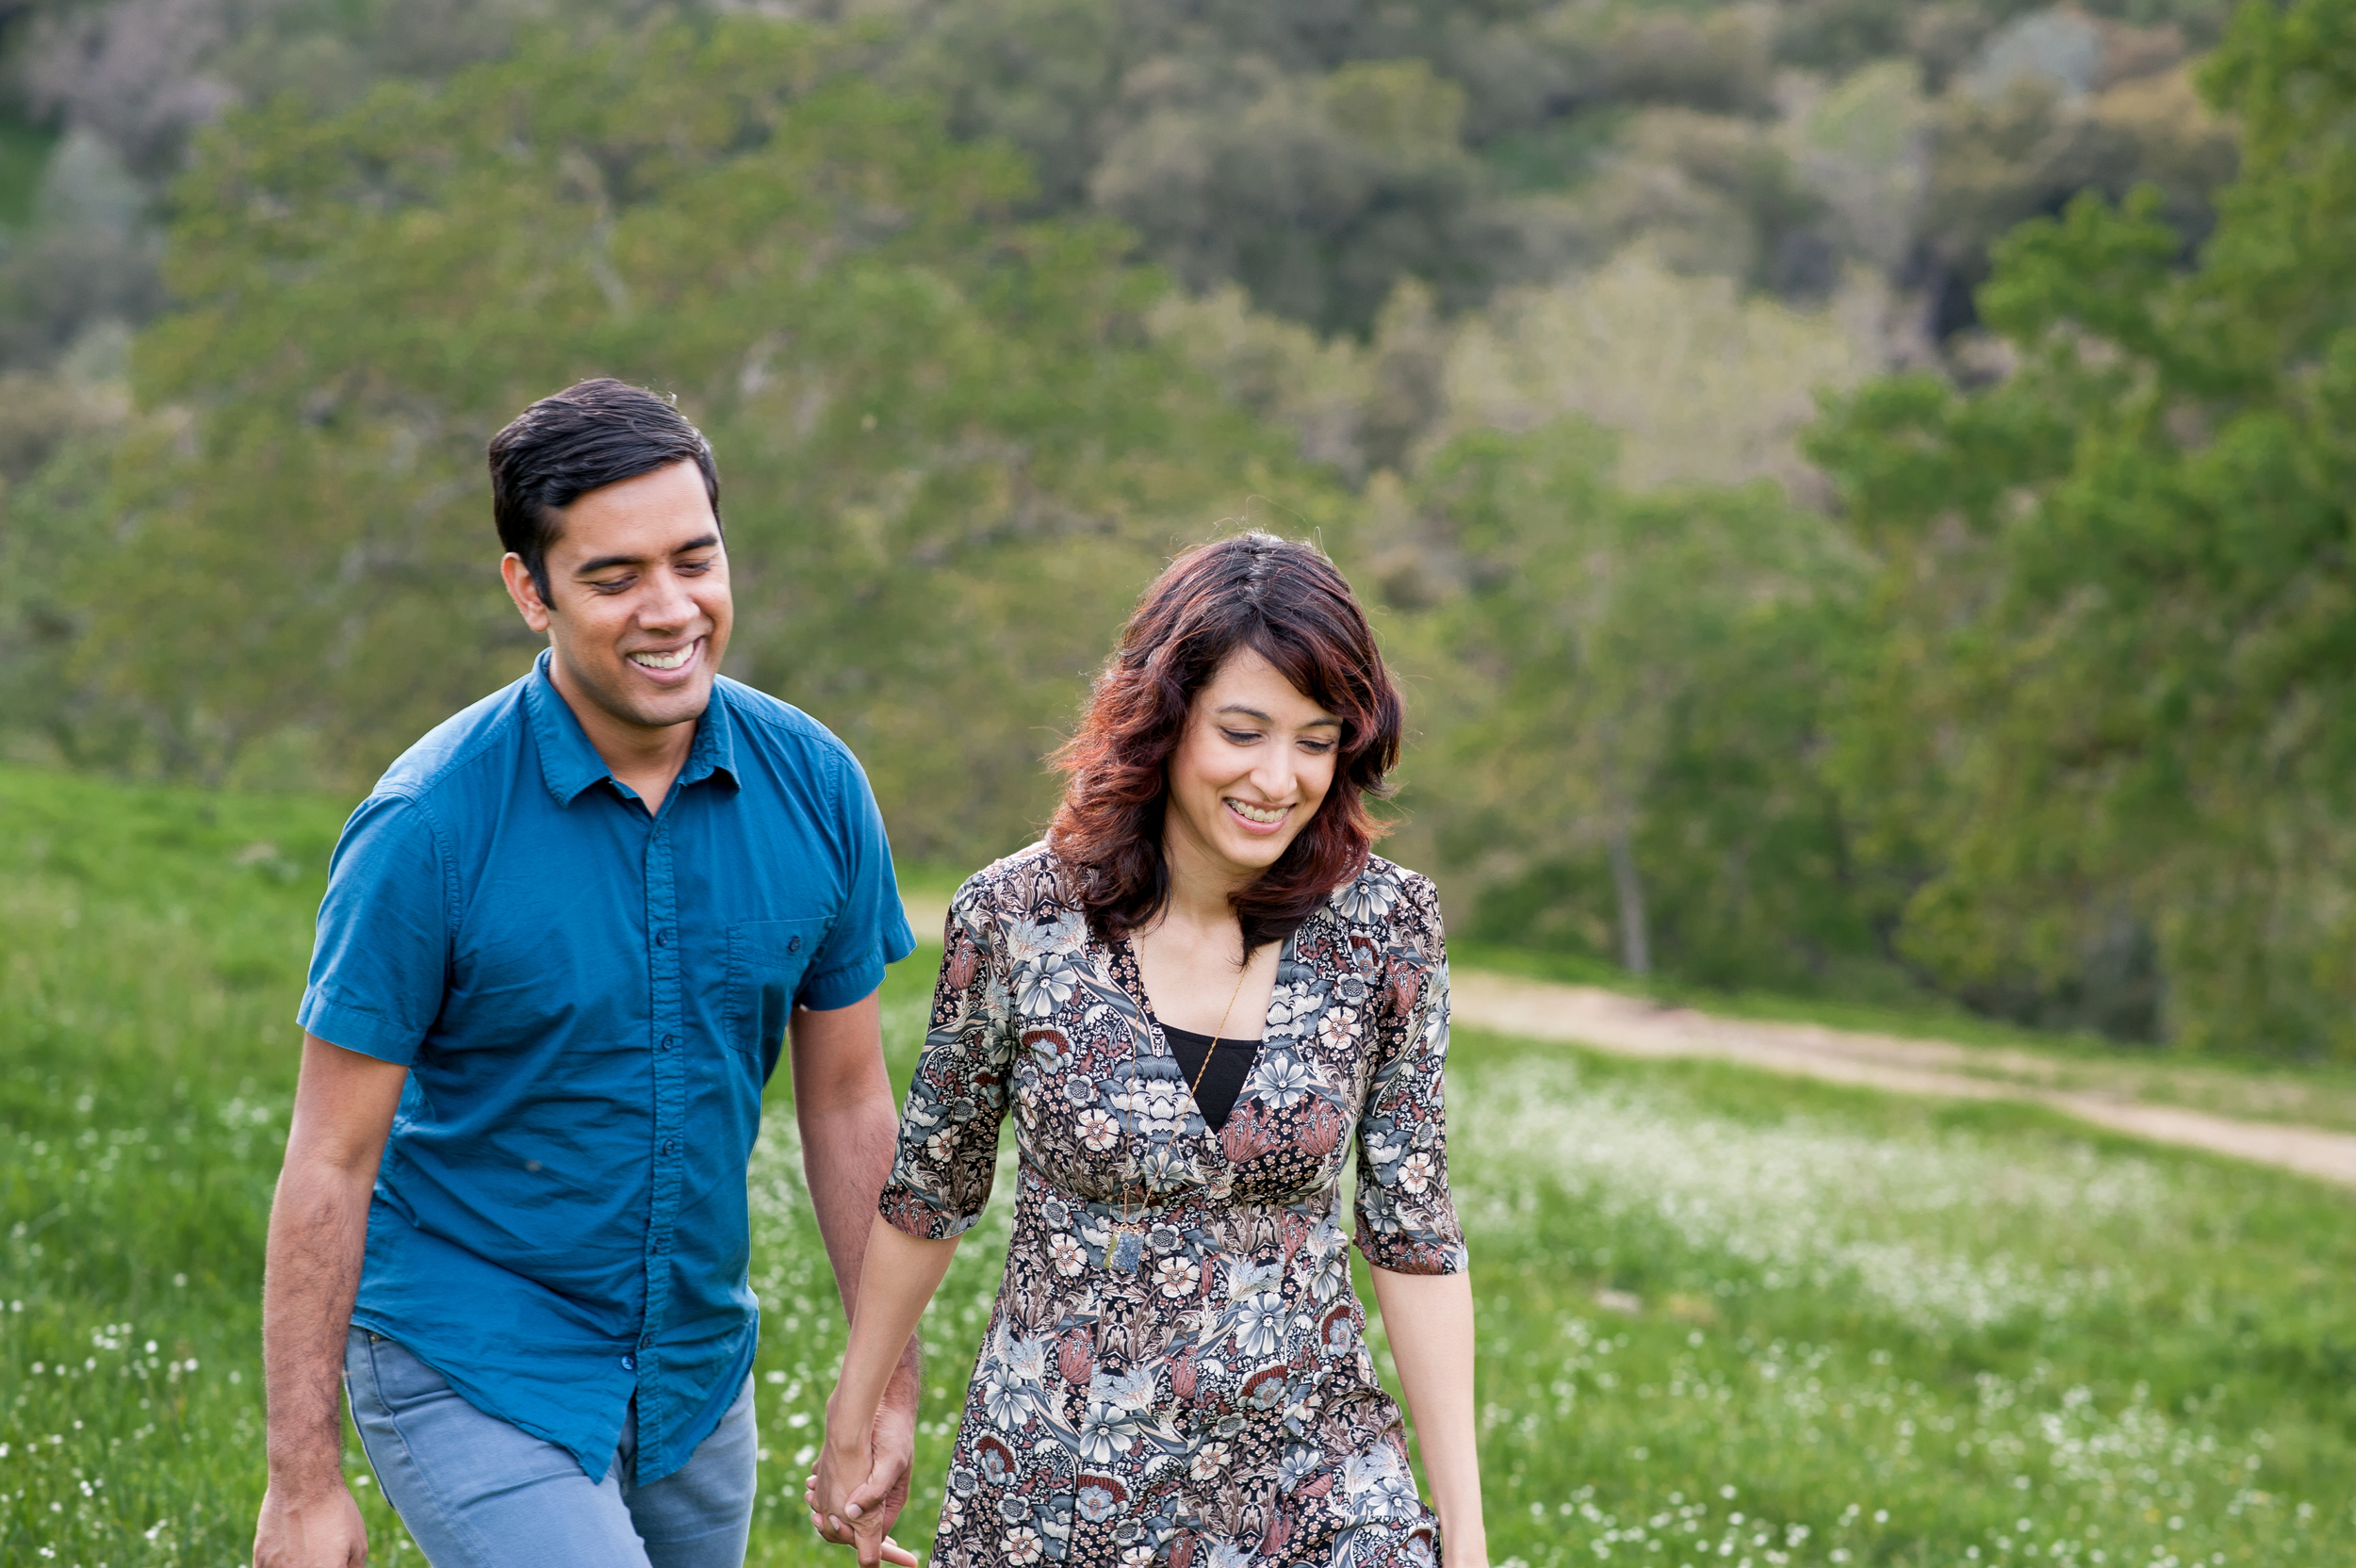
[602,673,714,732]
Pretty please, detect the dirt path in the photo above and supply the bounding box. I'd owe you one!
[1452,972,2356,1189]
[901,893,2356,1187]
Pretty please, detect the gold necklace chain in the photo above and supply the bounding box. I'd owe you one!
[1111,945,1250,1248]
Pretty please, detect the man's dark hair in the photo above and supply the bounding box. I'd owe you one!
[487,379,721,598]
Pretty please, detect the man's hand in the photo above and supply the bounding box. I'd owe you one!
[805,1360,919,1568]
[253,1478,368,1568]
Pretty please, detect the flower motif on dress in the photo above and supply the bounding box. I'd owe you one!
[1014,952,1077,1018]
[1278,1443,1322,1490]
[1002,1525,1044,1563]
[1230,1291,1286,1359]
[1112,1074,1189,1136]
[1244,1050,1315,1110]
[1342,1442,1423,1521]
[1314,1004,1359,1054]
[1399,1150,1435,1195]
[1152,1254,1195,1298]
[1075,1105,1120,1152]
[1333,875,1400,925]
[1187,1441,1230,1481]
[1075,1401,1131,1464]
[1049,1232,1087,1277]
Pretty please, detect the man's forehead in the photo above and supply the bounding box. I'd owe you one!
[548,461,717,567]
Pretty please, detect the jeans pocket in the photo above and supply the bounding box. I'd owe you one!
[364,1332,454,1415]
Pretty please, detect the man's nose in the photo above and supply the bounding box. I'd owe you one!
[639,567,697,628]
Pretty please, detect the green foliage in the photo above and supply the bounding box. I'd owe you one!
[30,16,1319,862]
[1808,0,2356,1055]
[1399,421,1878,988]
[0,113,53,225]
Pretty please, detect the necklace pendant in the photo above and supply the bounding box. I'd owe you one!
[1105,1224,1144,1274]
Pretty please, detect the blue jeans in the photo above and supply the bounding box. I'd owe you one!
[344,1328,757,1568]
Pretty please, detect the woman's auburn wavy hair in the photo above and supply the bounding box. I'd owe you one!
[1049,531,1405,954]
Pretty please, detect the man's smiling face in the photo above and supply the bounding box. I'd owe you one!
[501,458,732,739]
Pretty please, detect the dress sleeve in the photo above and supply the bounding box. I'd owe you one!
[1353,873,1468,1275]
[877,876,1015,1240]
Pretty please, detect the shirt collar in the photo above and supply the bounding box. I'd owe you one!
[682,677,741,794]
[524,650,741,807]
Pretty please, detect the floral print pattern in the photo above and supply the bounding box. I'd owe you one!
[880,844,1464,1567]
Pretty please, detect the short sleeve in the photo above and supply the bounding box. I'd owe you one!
[1352,873,1467,1275]
[297,794,451,1066]
[876,878,1014,1240]
[796,751,918,1012]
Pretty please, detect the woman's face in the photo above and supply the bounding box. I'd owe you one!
[1163,645,1343,889]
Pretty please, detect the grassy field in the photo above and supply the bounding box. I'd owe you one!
[5,766,2355,1566]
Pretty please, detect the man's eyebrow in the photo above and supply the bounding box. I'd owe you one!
[571,534,722,577]
[1214,704,1342,727]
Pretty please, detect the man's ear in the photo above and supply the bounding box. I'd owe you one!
[500,552,554,634]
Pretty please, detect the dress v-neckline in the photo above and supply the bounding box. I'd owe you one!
[1110,923,1299,1152]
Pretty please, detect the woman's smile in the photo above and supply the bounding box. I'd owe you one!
[1223,796,1291,831]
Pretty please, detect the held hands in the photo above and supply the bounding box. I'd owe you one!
[805,1369,919,1567]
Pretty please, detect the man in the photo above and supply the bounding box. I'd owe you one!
[253,380,922,1568]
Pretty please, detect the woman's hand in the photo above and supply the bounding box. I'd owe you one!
[806,1394,917,1568]
[806,1216,959,1565]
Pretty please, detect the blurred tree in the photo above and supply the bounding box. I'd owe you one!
[27,15,1318,861]
[1810,0,2356,1054]
[1090,57,1522,335]
[1402,420,1873,985]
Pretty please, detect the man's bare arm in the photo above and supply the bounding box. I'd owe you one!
[789,990,922,1560]
[253,1034,408,1568]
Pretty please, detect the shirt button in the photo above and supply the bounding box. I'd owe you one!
[655,929,672,948]
[660,1035,676,1051]
[662,1138,678,1155]
[621,1354,635,1372]
[787,936,800,954]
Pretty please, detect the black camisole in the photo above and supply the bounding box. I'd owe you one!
[1160,1022,1261,1132]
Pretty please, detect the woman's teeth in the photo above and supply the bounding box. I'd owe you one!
[1227,799,1285,825]
[629,645,694,671]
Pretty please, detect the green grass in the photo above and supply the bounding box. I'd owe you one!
[6,765,2356,1565]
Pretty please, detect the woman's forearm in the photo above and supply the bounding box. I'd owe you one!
[828,1216,959,1446]
[1370,1265,1486,1564]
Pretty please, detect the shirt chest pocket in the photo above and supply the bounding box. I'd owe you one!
[724,917,832,1082]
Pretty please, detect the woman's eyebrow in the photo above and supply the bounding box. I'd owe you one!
[1214,704,1341,727]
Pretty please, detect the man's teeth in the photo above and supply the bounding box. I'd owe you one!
[629,646,693,671]
[1227,799,1285,825]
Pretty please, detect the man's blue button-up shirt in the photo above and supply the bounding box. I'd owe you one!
[298,653,915,1482]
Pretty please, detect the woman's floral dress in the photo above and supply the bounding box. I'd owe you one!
[878,843,1466,1568]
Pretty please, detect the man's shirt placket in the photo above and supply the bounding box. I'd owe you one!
[638,801,688,1472]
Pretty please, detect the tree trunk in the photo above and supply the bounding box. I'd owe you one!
[1608,818,1651,977]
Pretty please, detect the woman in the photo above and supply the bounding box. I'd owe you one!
[810,533,1486,1567]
